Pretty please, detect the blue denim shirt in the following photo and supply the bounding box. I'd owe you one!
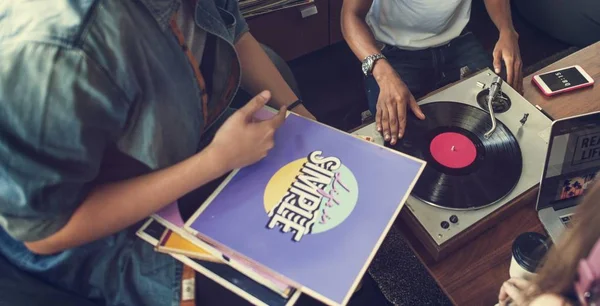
[0,0,247,305]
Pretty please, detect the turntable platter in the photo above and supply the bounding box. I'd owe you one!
[387,102,522,210]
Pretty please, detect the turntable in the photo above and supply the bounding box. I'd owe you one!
[353,68,552,260]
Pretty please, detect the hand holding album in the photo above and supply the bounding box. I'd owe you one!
[209,90,287,171]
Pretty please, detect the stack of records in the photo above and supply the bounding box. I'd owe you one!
[239,0,314,18]
[136,108,426,305]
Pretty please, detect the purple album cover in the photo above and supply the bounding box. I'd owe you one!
[153,107,278,231]
[186,113,425,305]
[155,202,185,228]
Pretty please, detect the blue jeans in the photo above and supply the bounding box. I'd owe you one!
[0,223,182,306]
[365,32,492,115]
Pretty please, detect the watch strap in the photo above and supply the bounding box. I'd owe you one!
[362,53,386,76]
[364,53,386,62]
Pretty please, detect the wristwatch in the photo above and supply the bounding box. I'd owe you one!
[361,53,386,76]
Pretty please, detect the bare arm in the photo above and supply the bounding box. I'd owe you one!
[341,0,425,144]
[484,0,517,34]
[484,0,523,93]
[235,33,315,120]
[341,0,378,61]
[25,147,227,255]
[25,92,285,255]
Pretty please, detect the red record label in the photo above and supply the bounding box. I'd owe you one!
[385,102,522,210]
[429,132,477,169]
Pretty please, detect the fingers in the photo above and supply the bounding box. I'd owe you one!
[498,284,508,303]
[392,100,404,142]
[376,104,383,133]
[499,51,524,94]
[409,95,425,120]
[256,105,286,154]
[381,106,391,143]
[239,90,271,118]
[499,278,532,306]
[387,102,406,145]
[257,104,287,133]
[493,49,502,75]
[507,277,531,290]
[502,281,526,305]
[268,105,287,129]
[504,54,515,87]
[514,58,524,94]
[395,96,423,140]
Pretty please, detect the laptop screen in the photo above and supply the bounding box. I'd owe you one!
[537,112,600,211]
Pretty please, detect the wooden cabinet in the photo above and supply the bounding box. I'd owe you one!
[246,0,344,61]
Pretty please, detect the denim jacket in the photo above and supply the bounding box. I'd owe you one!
[0,0,247,305]
[0,0,247,241]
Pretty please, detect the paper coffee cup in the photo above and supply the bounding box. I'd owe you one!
[509,232,550,280]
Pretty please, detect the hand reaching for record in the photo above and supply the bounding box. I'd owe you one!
[209,90,286,170]
[373,61,426,145]
[493,30,523,94]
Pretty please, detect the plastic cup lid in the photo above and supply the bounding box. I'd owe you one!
[512,232,551,272]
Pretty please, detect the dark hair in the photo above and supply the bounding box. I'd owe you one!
[526,181,600,304]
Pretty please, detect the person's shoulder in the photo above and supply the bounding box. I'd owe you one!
[0,0,153,52]
[0,0,104,48]
[530,294,573,306]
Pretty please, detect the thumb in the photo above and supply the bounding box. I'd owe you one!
[264,104,287,129]
[502,282,525,305]
[239,90,271,118]
[409,97,425,120]
[493,49,502,74]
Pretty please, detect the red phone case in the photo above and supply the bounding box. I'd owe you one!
[532,72,594,97]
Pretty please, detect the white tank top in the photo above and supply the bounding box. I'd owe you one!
[366,0,472,50]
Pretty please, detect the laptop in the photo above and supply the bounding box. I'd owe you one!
[537,110,600,242]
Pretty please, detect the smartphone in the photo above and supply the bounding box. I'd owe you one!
[532,65,594,96]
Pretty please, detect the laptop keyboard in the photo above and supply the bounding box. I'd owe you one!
[560,214,575,228]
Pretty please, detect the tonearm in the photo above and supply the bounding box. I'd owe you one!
[484,77,503,138]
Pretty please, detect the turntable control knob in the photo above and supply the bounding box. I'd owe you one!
[440,221,450,229]
[450,215,459,224]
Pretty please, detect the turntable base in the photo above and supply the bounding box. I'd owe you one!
[353,69,552,260]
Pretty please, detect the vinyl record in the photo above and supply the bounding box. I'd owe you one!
[386,102,522,210]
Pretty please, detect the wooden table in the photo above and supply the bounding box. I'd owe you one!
[396,42,600,306]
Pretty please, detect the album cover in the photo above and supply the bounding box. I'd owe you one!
[151,107,295,297]
[154,201,293,297]
[558,171,599,200]
[136,219,300,306]
[154,201,187,233]
[157,229,219,262]
[136,218,168,245]
[184,112,426,305]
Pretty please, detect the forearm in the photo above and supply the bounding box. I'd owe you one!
[25,147,227,255]
[484,0,517,34]
[341,1,379,61]
[341,0,396,82]
[235,33,298,108]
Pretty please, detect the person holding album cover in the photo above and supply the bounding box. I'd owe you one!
[0,0,389,305]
